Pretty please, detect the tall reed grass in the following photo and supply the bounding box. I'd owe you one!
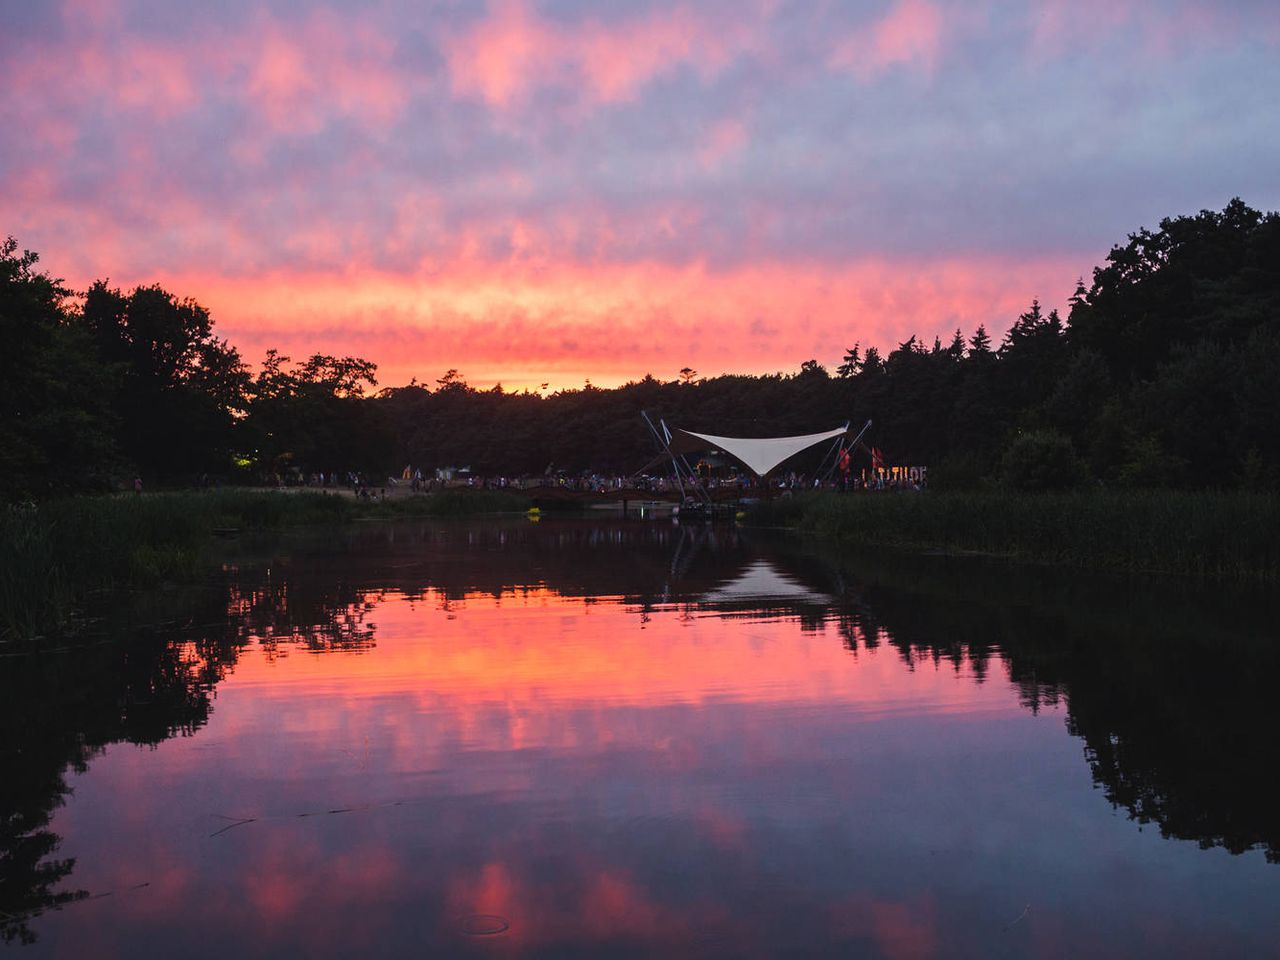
[0,489,530,642]
[748,490,1280,581]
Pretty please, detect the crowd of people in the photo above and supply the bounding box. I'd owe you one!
[250,462,928,498]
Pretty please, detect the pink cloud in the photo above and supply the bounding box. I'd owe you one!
[97,42,199,115]
[238,12,414,132]
[444,0,544,107]
[443,0,758,108]
[830,0,944,79]
[870,0,944,73]
[576,9,720,102]
[698,118,749,170]
[247,34,322,130]
[2,7,412,140]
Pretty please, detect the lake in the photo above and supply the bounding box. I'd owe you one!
[3,517,1279,958]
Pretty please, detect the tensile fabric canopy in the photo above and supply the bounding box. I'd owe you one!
[667,425,848,478]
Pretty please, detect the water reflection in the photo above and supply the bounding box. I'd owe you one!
[2,518,1278,956]
[1,631,217,944]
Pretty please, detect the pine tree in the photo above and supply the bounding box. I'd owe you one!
[861,346,885,374]
[968,325,992,354]
[837,343,861,378]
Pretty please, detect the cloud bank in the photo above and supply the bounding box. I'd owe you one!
[3,0,1278,388]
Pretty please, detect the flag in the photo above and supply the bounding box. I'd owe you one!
[871,447,885,471]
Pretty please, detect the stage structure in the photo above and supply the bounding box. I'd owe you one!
[640,412,872,504]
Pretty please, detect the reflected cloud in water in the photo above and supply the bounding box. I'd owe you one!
[3,518,1279,957]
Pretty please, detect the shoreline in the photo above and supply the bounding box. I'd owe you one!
[0,489,532,644]
[7,486,1278,646]
[746,490,1280,582]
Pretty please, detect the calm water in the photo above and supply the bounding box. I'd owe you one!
[3,518,1279,958]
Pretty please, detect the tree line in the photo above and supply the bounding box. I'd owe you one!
[2,198,1278,500]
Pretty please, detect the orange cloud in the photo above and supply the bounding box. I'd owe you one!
[139,254,1080,390]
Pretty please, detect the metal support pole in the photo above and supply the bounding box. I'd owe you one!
[641,410,687,501]
[817,420,853,484]
[661,418,713,505]
[820,418,873,485]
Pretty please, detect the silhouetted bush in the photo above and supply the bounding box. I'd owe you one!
[1000,430,1090,491]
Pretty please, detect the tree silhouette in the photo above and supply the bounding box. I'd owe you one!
[968,325,992,354]
[837,344,862,378]
[436,369,468,392]
[3,198,1279,495]
[0,239,119,498]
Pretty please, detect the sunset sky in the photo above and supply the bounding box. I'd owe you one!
[4,0,1279,391]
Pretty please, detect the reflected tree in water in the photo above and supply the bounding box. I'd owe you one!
[4,519,1279,945]
[803,542,1280,863]
[0,556,377,944]
[0,637,217,943]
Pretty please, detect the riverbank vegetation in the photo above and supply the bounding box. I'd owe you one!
[0,489,530,643]
[751,490,1280,580]
[4,199,1280,496]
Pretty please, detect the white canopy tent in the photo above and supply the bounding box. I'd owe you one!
[674,426,849,478]
[638,412,871,504]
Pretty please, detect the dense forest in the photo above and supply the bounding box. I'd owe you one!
[2,198,1278,500]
